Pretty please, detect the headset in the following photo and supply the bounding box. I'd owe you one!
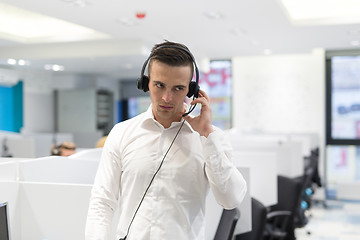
[51,144,61,156]
[137,45,200,117]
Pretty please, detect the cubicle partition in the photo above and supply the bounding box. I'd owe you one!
[21,132,74,157]
[226,130,315,214]
[0,130,319,239]
[19,156,99,184]
[232,151,278,206]
[0,157,95,240]
[0,131,75,158]
[1,130,317,239]
[288,133,319,158]
[230,138,304,178]
[0,134,35,158]
[0,155,251,240]
[0,161,21,240]
[226,130,319,160]
[19,182,91,239]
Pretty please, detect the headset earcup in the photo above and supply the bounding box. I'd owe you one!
[52,145,60,155]
[187,81,199,98]
[137,76,150,92]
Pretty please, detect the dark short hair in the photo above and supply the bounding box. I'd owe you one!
[148,41,194,80]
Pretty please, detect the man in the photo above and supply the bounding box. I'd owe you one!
[85,41,247,240]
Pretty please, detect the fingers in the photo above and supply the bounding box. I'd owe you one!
[198,89,209,100]
[183,102,188,112]
[191,90,210,106]
[179,102,187,117]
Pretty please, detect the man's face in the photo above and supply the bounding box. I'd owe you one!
[148,60,191,128]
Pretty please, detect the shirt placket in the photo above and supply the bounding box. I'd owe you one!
[150,128,168,239]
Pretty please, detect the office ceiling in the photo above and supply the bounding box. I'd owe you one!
[0,0,360,79]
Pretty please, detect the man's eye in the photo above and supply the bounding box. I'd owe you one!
[156,83,163,88]
[175,87,184,91]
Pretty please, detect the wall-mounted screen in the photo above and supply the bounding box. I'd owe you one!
[326,54,360,144]
[187,60,232,130]
[326,51,360,200]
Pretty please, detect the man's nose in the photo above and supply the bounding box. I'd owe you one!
[162,90,173,102]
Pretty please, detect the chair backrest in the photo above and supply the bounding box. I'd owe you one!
[214,208,240,240]
[271,175,302,213]
[236,197,267,240]
[269,175,303,240]
[0,202,10,240]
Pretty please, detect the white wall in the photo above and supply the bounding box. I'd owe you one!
[19,69,54,134]
[57,88,97,132]
[52,73,97,90]
[232,49,326,179]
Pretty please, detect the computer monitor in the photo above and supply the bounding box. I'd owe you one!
[0,202,9,240]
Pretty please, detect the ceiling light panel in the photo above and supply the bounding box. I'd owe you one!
[280,0,360,25]
[0,2,110,43]
[61,0,91,7]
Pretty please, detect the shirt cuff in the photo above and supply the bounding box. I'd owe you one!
[201,129,224,159]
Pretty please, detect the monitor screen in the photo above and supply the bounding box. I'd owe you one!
[326,55,360,145]
[0,202,9,240]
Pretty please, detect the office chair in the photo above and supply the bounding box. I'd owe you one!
[0,202,10,240]
[235,197,267,240]
[309,148,322,188]
[214,208,240,240]
[263,175,303,240]
[295,149,321,228]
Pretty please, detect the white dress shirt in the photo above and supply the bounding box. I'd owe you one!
[85,106,247,240]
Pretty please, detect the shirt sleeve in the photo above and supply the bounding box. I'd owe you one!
[201,128,247,209]
[85,125,122,240]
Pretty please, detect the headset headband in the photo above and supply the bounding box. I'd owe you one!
[140,45,199,87]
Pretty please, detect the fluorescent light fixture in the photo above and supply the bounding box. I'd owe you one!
[350,40,360,46]
[7,59,17,65]
[61,0,91,7]
[44,64,65,71]
[18,59,26,66]
[6,58,30,66]
[203,11,223,20]
[0,2,110,43]
[279,0,360,25]
[264,49,272,55]
[117,18,138,26]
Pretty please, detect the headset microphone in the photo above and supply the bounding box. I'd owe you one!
[182,102,198,117]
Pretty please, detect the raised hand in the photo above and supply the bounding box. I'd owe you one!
[182,89,214,137]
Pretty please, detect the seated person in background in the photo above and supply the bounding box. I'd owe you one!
[51,141,77,156]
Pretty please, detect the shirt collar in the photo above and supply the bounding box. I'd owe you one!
[141,105,195,133]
